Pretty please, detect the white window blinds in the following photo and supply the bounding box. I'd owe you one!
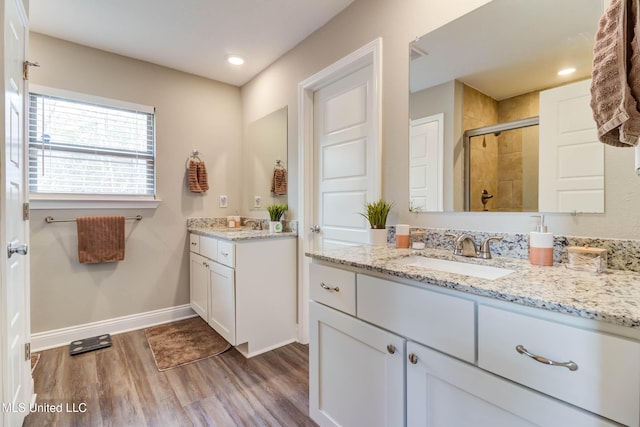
[28,88,156,197]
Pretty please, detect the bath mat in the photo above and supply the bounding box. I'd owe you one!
[31,353,40,373]
[145,316,231,371]
[69,334,112,355]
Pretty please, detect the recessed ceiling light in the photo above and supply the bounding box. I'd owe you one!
[558,67,576,76]
[227,55,244,65]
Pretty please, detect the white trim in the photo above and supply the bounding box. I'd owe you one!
[30,304,196,351]
[297,38,382,344]
[30,195,162,210]
[29,84,155,114]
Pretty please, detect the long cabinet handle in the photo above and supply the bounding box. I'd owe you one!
[319,282,340,292]
[515,345,578,371]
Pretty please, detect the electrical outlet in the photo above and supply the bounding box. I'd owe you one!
[254,196,262,208]
[219,195,228,208]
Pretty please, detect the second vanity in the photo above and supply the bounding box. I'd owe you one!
[188,221,297,358]
[306,245,640,427]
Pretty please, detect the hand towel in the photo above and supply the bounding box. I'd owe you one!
[590,0,640,147]
[197,161,209,192]
[271,167,287,195]
[188,160,203,192]
[77,216,125,263]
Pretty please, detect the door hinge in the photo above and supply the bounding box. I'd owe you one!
[24,342,30,361]
[23,202,29,221]
[23,61,40,81]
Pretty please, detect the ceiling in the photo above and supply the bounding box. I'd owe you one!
[29,0,354,87]
[409,0,601,100]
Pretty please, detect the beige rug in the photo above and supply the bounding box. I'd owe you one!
[145,317,231,371]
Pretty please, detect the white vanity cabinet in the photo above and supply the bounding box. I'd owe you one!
[309,301,405,427]
[190,233,297,357]
[309,261,627,427]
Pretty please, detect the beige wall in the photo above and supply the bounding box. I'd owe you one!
[243,0,640,239]
[28,33,242,332]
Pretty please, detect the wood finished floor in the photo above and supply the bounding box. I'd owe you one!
[24,328,317,427]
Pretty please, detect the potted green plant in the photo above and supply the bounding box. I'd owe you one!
[266,203,287,233]
[360,199,393,244]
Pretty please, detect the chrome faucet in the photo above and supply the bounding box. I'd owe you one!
[446,233,478,257]
[445,233,503,259]
[478,236,503,259]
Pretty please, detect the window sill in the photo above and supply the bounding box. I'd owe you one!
[29,195,161,210]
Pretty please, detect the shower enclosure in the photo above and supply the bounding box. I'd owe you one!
[464,117,539,212]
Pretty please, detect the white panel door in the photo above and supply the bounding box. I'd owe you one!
[410,114,444,212]
[208,262,235,345]
[2,0,31,425]
[309,302,405,427]
[314,64,377,249]
[539,79,604,213]
[189,252,209,320]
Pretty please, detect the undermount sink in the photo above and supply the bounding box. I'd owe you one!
[398,256,515,280]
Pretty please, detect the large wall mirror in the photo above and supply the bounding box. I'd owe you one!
[246,106,288,212]
[409,0,604,213]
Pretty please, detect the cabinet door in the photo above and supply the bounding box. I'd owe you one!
[406,342,617,427]
[309,302,405,427]
[209,261,235,345]
[189,252,208,320]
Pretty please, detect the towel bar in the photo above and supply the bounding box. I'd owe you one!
[45,215,142,224]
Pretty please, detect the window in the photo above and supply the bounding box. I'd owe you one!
[28,86,156,202]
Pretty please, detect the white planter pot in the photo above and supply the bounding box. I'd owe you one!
[269,221,283,233]
[369,228,387,245]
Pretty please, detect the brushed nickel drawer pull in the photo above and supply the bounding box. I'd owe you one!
[319,282,340,292]
[408,353,418,364]
[515,345,578,371]
[386,344,396,354]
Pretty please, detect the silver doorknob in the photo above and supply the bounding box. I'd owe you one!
[309,225,320,233]
[7,242,28,258]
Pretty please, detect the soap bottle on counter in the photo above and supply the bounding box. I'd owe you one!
[529,215,553,266]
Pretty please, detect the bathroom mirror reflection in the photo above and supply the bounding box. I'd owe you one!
[408,0,604,213]
[246,106,288,212]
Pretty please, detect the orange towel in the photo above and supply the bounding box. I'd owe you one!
[197,162,209,192]
[188,160,209,193]
[77,216,125,263]
[271,167,287,195]
[188,160,203,193]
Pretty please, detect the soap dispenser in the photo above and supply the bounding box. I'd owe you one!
[529,215,553,266]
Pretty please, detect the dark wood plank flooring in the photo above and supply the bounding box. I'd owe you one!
[24,328,316,426]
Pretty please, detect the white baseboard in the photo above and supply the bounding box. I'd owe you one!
[31,304,196,352]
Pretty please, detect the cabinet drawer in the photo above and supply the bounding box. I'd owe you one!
[199,236,218,261]
[478,305,640,427]
[357,274,475,363]
[189,233,200,253]
[309,263,356,315]
[217,240,235,267]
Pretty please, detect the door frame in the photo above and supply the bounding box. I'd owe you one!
[297,38,382,343]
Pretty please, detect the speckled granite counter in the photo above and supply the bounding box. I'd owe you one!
[188,217,297,241]
[306,245,640,329]
[188,226,296,241]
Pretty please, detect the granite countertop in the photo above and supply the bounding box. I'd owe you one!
[306,245,640,329]
[189,225,297,241]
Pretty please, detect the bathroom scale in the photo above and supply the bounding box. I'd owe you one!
[69,334,112,355]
